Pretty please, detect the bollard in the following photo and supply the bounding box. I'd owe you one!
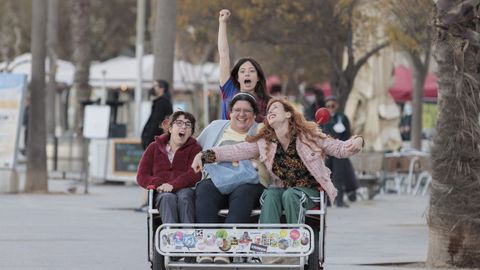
[53,136,58,171]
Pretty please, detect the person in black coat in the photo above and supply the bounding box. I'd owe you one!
[304,86,325,122]
[136,80,174,212]
[141,79,173,150]
[321,96,358,207]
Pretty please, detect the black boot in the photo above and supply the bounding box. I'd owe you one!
[347,191,357,202]
[336,190,349,208]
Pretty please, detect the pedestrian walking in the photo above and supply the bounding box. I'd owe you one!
[141,79,173,150]
[321,96,359,207]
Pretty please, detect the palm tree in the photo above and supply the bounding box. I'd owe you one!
[25,0,48,193]
[427,0,480,267]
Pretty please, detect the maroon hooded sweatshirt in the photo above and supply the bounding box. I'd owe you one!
[136,133,202,191]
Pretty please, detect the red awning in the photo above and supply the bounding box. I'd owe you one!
[266,75,281,92]
[314,82,332,97]
[388,65,438,102]
[313,65,437,103]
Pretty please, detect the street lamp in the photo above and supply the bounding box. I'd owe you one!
[134,0,145,137]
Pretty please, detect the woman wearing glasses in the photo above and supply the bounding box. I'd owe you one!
[137,111,202,224]
[194,93,267,264]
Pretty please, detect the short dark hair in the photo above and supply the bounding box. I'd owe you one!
[168,111,196,134]
[155,79,171,101]
[229,92,259,115]
[155,79,169,92]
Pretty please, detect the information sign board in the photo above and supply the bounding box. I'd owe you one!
[0,74,26,169]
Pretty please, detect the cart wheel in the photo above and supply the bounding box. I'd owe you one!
[152,250,166,270]
[307,230,320,270]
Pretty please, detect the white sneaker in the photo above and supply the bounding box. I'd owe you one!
[197,256,213,263]
[214,256,230,264]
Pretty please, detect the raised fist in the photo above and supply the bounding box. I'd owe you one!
[219,9,231,22]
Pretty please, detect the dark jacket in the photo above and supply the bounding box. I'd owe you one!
[321,112,351,141]
[304,102,325,122]
[141,96,173,150]
[136,134,202,191]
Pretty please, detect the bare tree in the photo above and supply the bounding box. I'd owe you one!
[152,0,176,85]
[71,0,92,132]
[0,1,23,66]
[235,0,389,110]
[25,0,48,193]
[323,0,389,112]
[385,0,433,150]
[179,0,388,112]
[46,0,58,138]
[427,0,480,267]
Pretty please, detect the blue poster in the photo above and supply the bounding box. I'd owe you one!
[0,73,26,169]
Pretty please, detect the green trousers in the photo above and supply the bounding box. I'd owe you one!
[259,187,318,224]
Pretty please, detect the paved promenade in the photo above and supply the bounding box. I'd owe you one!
[0,178,432,270]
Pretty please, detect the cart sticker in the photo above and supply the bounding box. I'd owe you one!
[250,243,267,253]
[158,227,312,254]
[290,229,300,240]
[219,238,231,251]
[301,232,309,246]
[239,231,252,244]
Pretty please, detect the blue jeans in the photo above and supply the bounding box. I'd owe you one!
[195,179,264,223]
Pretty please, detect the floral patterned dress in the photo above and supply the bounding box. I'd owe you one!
[271,136,318,189]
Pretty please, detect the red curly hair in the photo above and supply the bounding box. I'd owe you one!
[246,98,327,154]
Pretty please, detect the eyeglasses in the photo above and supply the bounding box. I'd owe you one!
[231,108,254,115]
[173,120,193,129]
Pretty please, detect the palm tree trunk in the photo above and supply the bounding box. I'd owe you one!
[25,0,48,193]
[152,0,176,85]
[427,0,480,267]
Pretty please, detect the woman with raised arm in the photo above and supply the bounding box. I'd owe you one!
[192,98,364,225]
[218,9,270,123]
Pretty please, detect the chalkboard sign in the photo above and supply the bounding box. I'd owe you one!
[112,139,143,175]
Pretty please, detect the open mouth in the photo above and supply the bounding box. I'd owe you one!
[236,117,247,123]
[244,79,253,88]
[178,132,186,138]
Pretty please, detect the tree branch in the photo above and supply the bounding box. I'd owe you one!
[323,47,342,76]
[352,41,389,76]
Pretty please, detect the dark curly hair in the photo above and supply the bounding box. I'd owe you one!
[168,111,196,135]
